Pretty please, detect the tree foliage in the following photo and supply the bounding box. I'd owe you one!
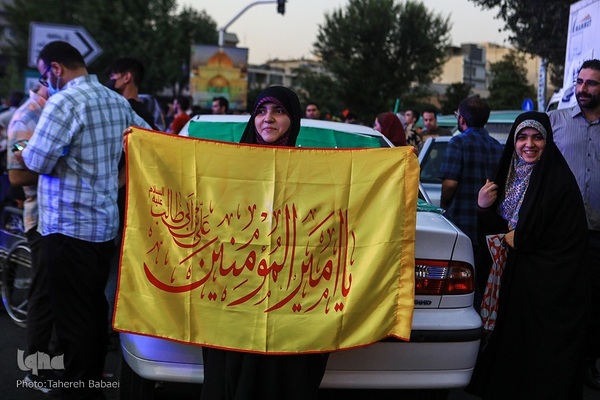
[487,51,536,109]
[312,0,451,122]
[293,66,343,118]
[440,82,473,115]
[467,0,577,84]
[0,59,23,97]
[1,0,218,95]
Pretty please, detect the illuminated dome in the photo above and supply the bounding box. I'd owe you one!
[208,74,230,89]
[208,49,234,68]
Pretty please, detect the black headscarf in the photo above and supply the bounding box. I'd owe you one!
[202,86,330,400]
[469,111,589,399]
[239,86,302,147]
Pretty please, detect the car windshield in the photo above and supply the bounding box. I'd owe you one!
[419,140,446,184]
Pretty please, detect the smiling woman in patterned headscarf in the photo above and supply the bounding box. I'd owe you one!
[497,117,547,231]
[467,111,590,399]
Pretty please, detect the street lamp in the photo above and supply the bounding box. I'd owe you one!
[218,1,285,47]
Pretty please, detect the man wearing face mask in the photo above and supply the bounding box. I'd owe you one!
[105,57,158,351]
[7,83,55,392]
[107,57,157,130]
[18,41,151,400]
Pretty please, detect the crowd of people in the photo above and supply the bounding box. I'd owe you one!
[301,101,454,154]
[1,38,598,400]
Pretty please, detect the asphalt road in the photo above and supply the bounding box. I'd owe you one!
[2,309,600,400]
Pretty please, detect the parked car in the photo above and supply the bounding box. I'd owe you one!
[483,110,522,142]
[546,86,575,112]
[119,115,482,399]
[415,113,458,133]
[418,136,451,207]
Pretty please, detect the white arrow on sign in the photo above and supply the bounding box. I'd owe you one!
[28,22,103,68]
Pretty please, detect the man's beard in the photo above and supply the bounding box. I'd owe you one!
[576,91,600,110]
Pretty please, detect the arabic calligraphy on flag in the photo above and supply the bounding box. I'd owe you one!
[114,128,418,353]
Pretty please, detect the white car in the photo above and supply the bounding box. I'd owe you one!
[118,115,481,399]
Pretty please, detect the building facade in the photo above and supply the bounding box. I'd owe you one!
[433,42,556,103]
[246,43,552,109]
[247,58,323,91]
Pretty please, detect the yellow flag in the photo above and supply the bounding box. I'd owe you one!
[114,128,418,354]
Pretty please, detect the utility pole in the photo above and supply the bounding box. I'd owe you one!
[537,58,547,112]
[218,1,285,47]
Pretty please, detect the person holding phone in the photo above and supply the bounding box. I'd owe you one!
[6,84,57,392]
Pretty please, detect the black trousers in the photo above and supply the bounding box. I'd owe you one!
[43,233,114,398]
[25,228,55,357]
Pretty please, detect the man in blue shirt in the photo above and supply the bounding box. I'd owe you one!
[439,95,504,306]
[19,41,150,399]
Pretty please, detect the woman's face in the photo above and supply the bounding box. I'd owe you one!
[515,127,545,163]
[254,102,291,143]
[373,118,382,132]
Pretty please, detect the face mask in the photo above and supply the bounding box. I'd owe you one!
[47,73,61,97]
[106,79,117,92]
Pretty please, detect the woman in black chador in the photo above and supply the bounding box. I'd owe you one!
[467,111,589,399]
[200,86,329,400]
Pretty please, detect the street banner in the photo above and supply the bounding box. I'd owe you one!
[114,128,418,353]
[189,45,248,112]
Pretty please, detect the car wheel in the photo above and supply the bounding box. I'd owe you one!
[119,354,156,400]
[1,241,31,328]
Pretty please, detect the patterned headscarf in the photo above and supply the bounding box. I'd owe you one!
[513,119,547,144]
[499,118,547,229]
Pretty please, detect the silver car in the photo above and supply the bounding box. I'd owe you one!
[418,136,452,207]
[118,116,481,398]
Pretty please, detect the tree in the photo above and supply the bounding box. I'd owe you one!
[440,83,473,115]
[0,59,23,99]
[313,0,451,122]
[487,51,536,109]
[1,0,218,95]
[168,7,220,95]
[467,0,577,85]
[293,66,344,118]
[398,85,437,115]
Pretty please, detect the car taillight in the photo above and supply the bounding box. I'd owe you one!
[414,259,473,295]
